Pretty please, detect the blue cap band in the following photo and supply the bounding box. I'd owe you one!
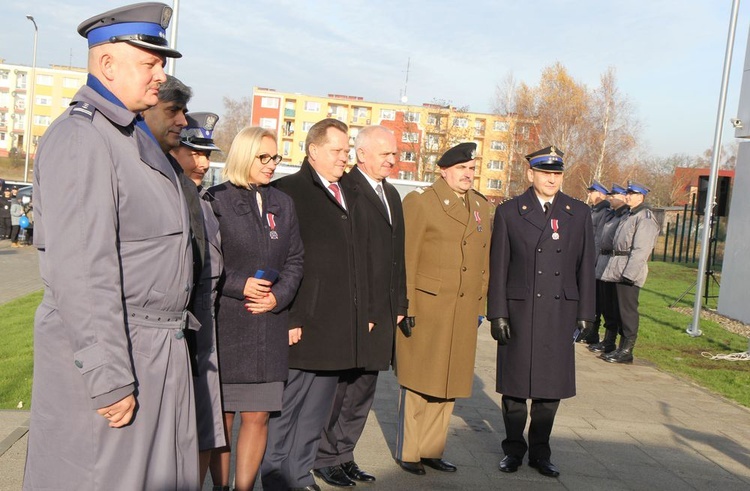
[529,155,563,166]
[87,22,166,47]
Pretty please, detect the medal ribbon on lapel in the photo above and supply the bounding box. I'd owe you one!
[267,213,278,239]
[551,218,559,240]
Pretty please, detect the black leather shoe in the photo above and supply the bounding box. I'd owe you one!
[395,459,426,475]
[289,486,322,491]
[421,458,457,472]
[529,458,560,477]
[498,455,522,473]
[341,460,376,482]
[313,465,356,487]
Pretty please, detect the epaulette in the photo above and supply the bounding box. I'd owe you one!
[471,189,488,201]
[645,209,652,219]
[70,101,95,121]
[414,187,426,194]
[497,196,513,206]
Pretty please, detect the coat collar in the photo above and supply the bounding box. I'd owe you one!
[345,166,391,226]
[517,187,575,231]
[300,158,350,213]
[73,85,136,128]
[432,177,470,227]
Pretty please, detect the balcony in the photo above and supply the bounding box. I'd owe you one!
[284,108,295,117]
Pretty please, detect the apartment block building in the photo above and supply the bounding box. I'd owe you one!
[250,87,536,200]
[0,59,87,159]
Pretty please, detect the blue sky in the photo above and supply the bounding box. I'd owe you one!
[3,0,749,158]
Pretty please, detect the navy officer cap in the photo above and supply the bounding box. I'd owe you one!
[587,180,608,195]
[627,181,650,195]
[525,145,564,172]
[438,142,477,168]
[77,2,182,58]
[608,183,627,196]
[181,112,221,152]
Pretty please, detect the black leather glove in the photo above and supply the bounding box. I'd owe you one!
[398,316,415,337]
[577,319,595,341]
[490,318,511,345]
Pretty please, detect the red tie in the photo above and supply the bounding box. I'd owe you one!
[329,183,342,206]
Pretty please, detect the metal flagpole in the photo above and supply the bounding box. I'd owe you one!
[166,0,180,76]
[24,15,38,183]
[688,0,741,337]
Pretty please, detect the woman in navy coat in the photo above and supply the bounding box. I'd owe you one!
[208,127,304,491]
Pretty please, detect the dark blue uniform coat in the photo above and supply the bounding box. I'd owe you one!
[487,187,596,400]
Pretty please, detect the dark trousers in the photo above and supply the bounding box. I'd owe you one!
[594,279,605,329]
[315,369,378,468]
[615,282,640,339]
[501,395,560,461]
[261,369,339,490]
[9,225,20,243]
[0,216,10,239]
[601,281,621,332]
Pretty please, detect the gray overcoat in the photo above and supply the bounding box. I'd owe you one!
[600,204,660,287]
[24,85,199,490]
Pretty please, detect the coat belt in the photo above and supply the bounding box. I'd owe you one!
[125,305,201,331]
[600,249,630,256]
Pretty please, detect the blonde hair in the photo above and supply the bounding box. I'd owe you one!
[223,126,277,188]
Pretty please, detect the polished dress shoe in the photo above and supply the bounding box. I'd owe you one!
[529,458,560,477]
[341,460,376,482]
[395,459,426,475]
[498,455,522,473]
[289,486,322,491]
[421,458,457,472]
[313,465,356,487]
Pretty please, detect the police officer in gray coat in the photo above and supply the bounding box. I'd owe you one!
[589,184,630,355]
[24,4,200,490]
[600,181,660,363]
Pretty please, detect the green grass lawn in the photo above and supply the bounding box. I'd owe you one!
[1,262,748,409]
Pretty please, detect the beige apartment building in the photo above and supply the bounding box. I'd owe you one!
[0,59,87,160]
[250,87,536,201]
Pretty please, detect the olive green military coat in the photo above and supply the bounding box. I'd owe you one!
[395,177,492,399]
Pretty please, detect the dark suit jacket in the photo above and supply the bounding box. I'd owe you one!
[209,181,304,383]
[487,187,596,400]
[273,159,369,371]
[340,166,407,370]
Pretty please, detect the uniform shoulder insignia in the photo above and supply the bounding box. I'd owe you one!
[414,186,426,194]
[471,189,489,201]
[646,209,652,218]
[70,101,96,122]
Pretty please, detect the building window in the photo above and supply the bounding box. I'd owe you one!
[304,101,320,112]
[302,121,315,132]
[37,74,53,86]
[490,140,507,151]
[0,70,9,81]
[63,77,79,89]
[398,171,415,180]
[493,121,509,132]
[405,111,420,123]
[402,132,419,143]
[401,151,416,162]
[259,118,277,129]
[260,97,280,109]
[283,140,291,156]
[16,72,27,89]
[453,117,468,128]
[61,97,72,107]
[0,93,9,108]
[427,113,444,126]
[380,109,395,121]
[35,95,52,106]
[487,160,504,170]
[487,179,503,189]
[518,125,530,139]
[425,134,440,151]
[14,94,26,111]
[33,115,51,126]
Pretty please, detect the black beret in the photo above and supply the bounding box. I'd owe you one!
[438,142,477,168]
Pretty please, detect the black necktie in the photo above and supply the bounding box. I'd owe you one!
[544,202,551,216]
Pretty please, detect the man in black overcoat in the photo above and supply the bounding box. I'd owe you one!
[312,125,407,485]
[487,146,596,478]
[261,118,370,491]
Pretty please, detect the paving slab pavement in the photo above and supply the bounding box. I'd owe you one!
[1,243,749,490]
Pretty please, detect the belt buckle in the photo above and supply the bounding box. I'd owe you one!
[180,309,188,330]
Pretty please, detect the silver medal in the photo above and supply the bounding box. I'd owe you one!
[552,232,559,240]
[270,231,279,239]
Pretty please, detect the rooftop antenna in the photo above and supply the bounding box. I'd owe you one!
[400,57,410,104]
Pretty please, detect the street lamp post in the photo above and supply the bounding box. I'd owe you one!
[24,15,38,184]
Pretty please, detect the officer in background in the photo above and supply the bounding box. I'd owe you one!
[24,4,199,489]
[600,181,659,364]
[171,112,227,485]
[589,184,630,355]
[579,181,611,344]
[395,142,491,476]
[487,146,595,478]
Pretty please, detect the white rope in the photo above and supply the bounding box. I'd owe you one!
[700,351,750,361]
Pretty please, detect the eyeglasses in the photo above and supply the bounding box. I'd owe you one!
[257,154,283,165]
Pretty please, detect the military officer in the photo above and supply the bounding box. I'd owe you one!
[395,142,491,475]
[487,146,596,478]
[24,3,199,490]
[579,181,611,344]
[589,184,630,355]
[600,181,659,363]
